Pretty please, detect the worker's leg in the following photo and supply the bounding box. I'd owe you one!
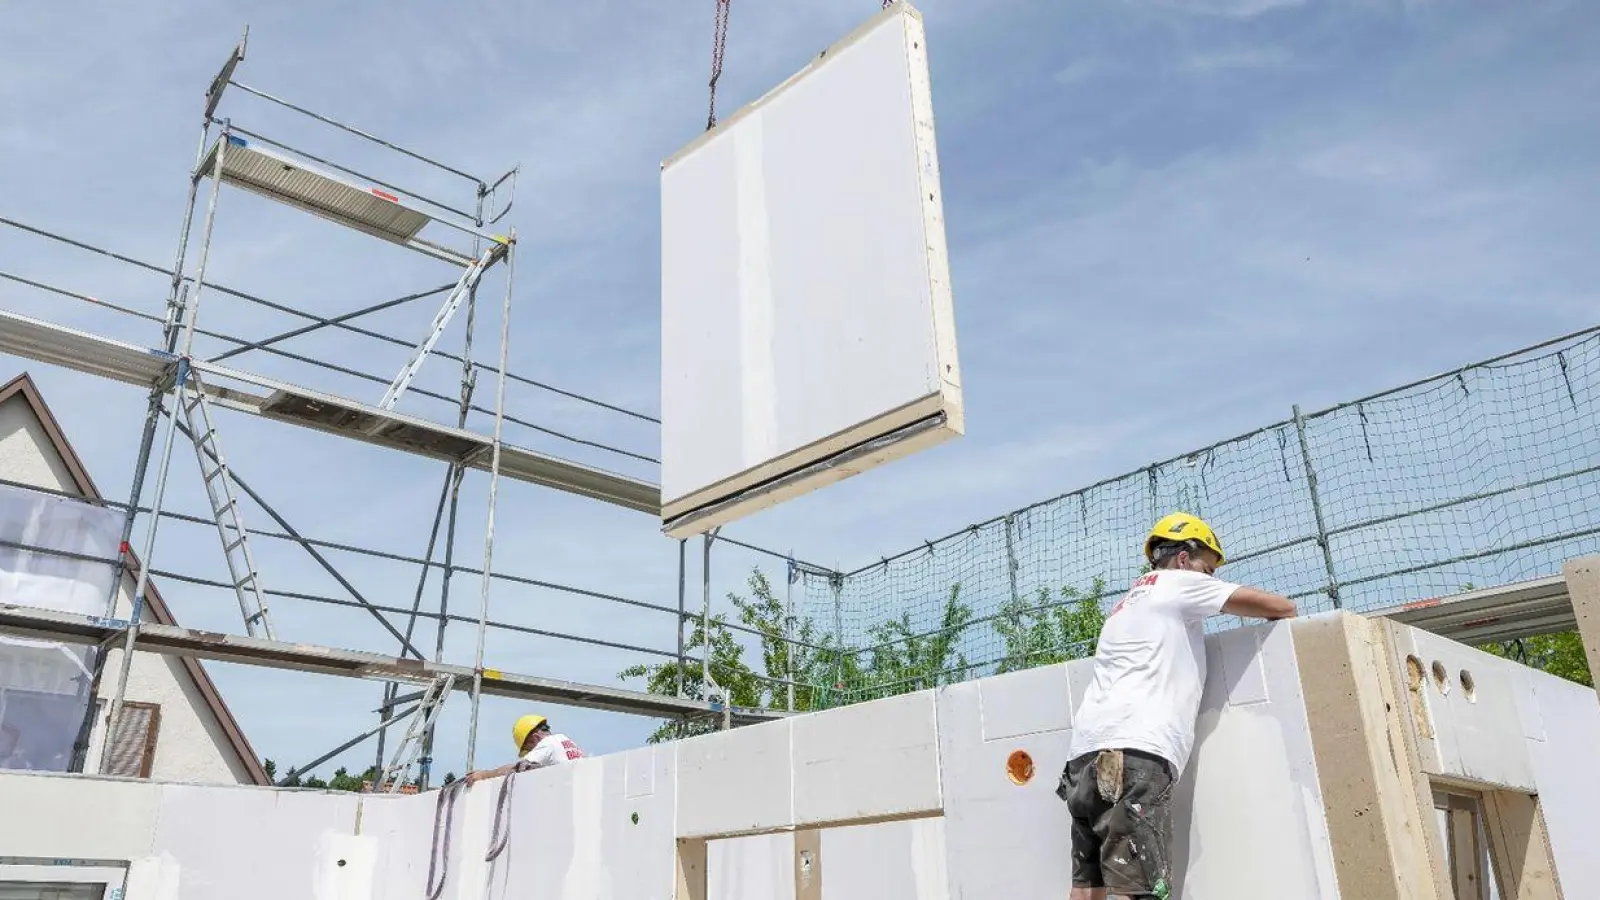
[1097,750,1176,900]
[1058,752,1109,899]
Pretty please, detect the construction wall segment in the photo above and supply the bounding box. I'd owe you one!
[0,612,1595,899]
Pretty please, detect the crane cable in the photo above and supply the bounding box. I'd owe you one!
[706,0,895,131]
[706,0,732,130]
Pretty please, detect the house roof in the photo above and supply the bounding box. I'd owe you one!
[0,372,270,785]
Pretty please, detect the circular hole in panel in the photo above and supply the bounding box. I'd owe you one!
[1431,660,1450,694]
[1405,655,1426,690]
[1006,750,1035,785]
[1460,670,1477,703]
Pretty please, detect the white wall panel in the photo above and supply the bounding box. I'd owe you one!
[149,784,360,900]
[1520,666,1600,893]
[1172,623,1338,899]
[359,792,443,900]
[821,819,948,900]
[0,772,160,860]
[792,690,941,826]
[676,718,793,838]
[709,833,793,900]
[660,2,960,533]
[1400,630,1536,790]
[937,663,1083,899]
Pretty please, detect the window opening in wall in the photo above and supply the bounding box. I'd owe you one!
[1431,789,1502,900]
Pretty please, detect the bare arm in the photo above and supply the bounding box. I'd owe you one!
[1221,585,1297,620]
[462,762,519,785]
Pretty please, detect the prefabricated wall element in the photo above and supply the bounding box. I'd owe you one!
[659,0,962,538]
[6,610,1600,900]
[1383,618,1600,896]
[1563,555,1600,702]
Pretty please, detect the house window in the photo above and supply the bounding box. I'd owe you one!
[0,884,107,900]
[96,700,161,779]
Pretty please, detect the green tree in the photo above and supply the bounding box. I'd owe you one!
[619,567,976,738]
[995,577,1109,674]
[1478,633,1592,687]
[855,583,974,700]
[1455,582,1592,688]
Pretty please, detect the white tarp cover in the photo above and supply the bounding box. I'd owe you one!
[0,483,122,773]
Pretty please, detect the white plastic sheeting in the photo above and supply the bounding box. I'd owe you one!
[0,483,121,773]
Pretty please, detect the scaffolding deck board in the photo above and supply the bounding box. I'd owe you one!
[198,135,477,267]
[0,311,662,514]
[0,602,780,723]
[1372,574,1573,645]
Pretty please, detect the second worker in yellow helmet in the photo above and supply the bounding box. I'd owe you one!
[461,712,586,786]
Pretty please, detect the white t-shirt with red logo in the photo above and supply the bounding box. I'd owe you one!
[1067,568,1239,777]
[521,732,585,768]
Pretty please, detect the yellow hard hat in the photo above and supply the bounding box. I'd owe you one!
[1144,512,1225,565]
[512,714,547,752]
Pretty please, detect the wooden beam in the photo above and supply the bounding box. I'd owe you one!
[1559,556,1600,703]
[675,837,708,900]
[1482,790,1564,899]
[794,829,822,900]
[1293,613,1450,899]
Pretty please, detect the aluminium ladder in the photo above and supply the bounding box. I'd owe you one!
[377,673,457,793]
[378,240,507,411]
[181,371,276,640]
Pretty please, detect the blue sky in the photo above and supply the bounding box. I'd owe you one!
[2,0,1597,777]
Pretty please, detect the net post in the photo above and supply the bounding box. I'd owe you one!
[1293,405,1342,609]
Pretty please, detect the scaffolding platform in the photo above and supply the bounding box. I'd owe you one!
[0,602,779,723]
[1373,574,1574,645]
[0,310,661,513]
[196,134,487,267]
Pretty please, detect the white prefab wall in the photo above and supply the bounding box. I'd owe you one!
[7,614,1597,899]
[659,1,961,534]
[1396,627,1600,893]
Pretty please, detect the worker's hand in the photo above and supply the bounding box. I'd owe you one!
[462,770,486,786]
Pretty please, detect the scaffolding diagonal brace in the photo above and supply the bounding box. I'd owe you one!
[378,241,506,411]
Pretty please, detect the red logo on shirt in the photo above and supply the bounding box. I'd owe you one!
[562,740,584,760]
[1109,573,1159,617]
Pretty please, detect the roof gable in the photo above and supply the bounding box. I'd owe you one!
[0,372,269,785]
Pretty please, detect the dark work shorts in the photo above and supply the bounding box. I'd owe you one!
[1056,748,1176,899]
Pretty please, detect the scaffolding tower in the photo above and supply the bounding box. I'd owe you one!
[0,26,787,787]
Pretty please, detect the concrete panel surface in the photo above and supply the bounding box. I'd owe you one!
[676,718,794,837]
[792,690,941,826]
[149,784,360,900]
[359,792,443,900]
[937,669,1077,898]
[822,817,948,900]
[1519,664,1600,892]
[709,833,793,900]
[978,663,1072,741]
[1401,629,1536,790]
[1174,623,1337,899]
[0,772,160,859]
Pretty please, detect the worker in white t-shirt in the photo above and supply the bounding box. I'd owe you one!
[1058,513,1295,900]
[461,713,585,786]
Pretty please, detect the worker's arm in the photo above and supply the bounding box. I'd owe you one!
[1221,585,1297,620]
[461,762,519,786]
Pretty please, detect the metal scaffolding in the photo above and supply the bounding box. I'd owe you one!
[0,26,804,788]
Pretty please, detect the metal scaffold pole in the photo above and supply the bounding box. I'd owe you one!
[676,538,688,698]
[465,228,516,772]
[102,127,233,760]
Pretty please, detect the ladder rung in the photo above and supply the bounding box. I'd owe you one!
[234,573,259,589]
[203,465,226,483]
[213,498,237,516]
[225,536,247,553]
